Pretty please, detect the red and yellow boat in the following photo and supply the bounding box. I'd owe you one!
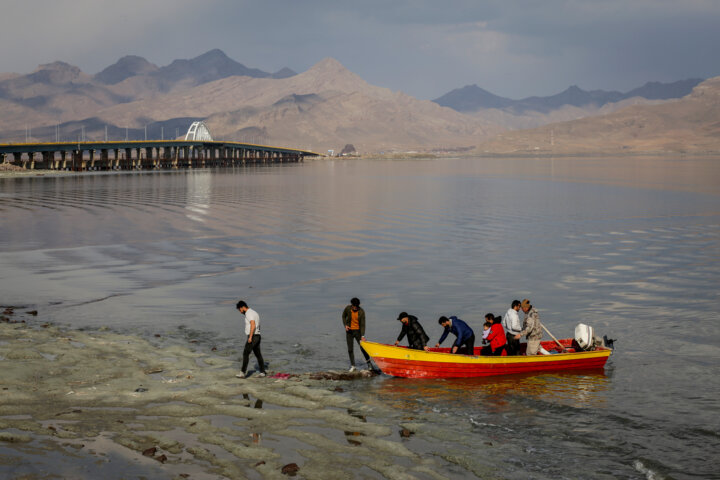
[360,338,613,379]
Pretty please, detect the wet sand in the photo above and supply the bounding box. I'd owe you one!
[0,308,451,479]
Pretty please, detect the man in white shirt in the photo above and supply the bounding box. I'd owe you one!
[502,300,522,355]
[236,300,267,378]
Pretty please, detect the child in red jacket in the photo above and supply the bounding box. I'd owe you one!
[485,313,507,356]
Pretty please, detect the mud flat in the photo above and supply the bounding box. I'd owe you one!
[0,163,72,178]
[0,309,453,479]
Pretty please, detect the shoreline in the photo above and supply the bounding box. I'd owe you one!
[3,151,720,179]
[0,308,455,479]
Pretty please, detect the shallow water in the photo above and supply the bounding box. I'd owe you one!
[1,156,719,479]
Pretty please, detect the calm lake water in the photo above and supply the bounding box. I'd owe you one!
[1,156,719,479]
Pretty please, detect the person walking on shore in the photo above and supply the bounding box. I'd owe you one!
[342,297,372,372]
[236,300,267,378]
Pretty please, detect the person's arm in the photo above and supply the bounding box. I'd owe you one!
[515,316,528,339]
[486,328,495,342]
[248,320,256,343]
[359,309,366,339]
[436,327,449,347]
[342,306,350,331]
[395,325,407,345]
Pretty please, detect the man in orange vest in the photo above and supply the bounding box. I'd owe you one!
[342,297,372,372]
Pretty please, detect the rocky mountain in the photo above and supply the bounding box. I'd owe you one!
[0,50,295,126]
[90,58,501,153]
[434,79,705,130]
[0,49,717,155]
[94,55,159,85]
[474,76,720,155]
[435,79,704,113]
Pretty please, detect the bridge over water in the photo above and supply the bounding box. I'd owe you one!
[0,122,319,171]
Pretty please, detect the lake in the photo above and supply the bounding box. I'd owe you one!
[1,156,719,479]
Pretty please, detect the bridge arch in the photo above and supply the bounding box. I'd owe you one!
[184,121,213,141]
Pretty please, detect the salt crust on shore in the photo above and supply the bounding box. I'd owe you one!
[0,320,450,479]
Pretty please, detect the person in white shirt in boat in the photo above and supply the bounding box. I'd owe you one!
[502,300,523,355]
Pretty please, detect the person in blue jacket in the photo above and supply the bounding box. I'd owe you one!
[434,315,476,355]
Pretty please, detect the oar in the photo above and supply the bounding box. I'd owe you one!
[540,322,567,352]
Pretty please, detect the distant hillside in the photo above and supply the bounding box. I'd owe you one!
[1,49,717,155]
[94,55,159,85]
[93,58,502,153]
[434,79,704,113]
[473,76,720,155]
[0,49,296,132]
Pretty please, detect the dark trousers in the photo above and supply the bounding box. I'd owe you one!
[346,330,370,365]
[241,335,265,373]
[482,343,507,356]
[456,334,475,355]
[506,333,520,356]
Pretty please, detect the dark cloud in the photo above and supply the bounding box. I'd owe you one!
[0,0,718,99]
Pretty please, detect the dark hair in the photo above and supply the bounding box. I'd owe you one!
[511,300,521,308]
[494,315,502,324]
[484,313,494,321]
[236,300,248,309]
[438,316,449,325]
[397,311,408,321]
[350,297,360,307]
[484,321,493,328]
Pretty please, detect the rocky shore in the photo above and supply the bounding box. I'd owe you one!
[0,163,72,178]
[0,307,450,479]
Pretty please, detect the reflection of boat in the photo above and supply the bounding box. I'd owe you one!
[373,369,610,410]
[360,339,612,379]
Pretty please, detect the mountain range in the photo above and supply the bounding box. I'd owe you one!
[0,49,718,155]
[434,80,703,113]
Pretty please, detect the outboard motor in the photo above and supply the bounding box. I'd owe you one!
[575,323,615,351]
[574,323,595,350]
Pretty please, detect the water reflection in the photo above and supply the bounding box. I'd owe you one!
[343,408,367,446]
[372,369,610,412]
[242,393,263,444]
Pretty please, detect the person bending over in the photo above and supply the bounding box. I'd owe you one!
[435,315,475,355]
[394,312,430,350]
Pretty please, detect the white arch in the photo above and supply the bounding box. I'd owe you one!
[184,121,213,141]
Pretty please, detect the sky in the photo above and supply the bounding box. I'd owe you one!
[1,0,719,100]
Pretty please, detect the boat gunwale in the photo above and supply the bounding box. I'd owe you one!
[360,340,612,365]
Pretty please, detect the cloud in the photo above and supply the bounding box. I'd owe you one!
[0,0,718,98]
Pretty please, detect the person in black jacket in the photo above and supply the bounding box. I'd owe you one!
[394,312,430,350]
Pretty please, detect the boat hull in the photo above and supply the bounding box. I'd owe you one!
[360,340,612,379]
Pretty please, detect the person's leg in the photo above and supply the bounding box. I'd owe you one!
[346,331,356,367]
[252,335,266,373]
[526,338,540,355]
[352,330,371,362]
[481,345,492,356]
[466,334,475,355]
[241,337,253,372]
[492,345,506,356]
[506,334,519,355]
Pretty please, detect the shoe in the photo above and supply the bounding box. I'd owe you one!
[257,372,266,378]
[349,366,357,372]
[235,372,245,378]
